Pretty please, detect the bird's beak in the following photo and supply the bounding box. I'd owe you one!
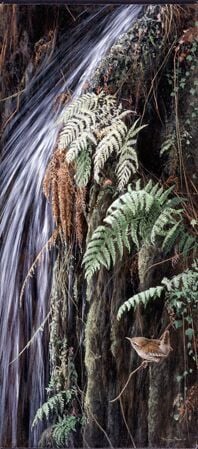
[125,337,131,342]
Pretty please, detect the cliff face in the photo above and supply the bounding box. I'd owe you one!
[0,5,197,448]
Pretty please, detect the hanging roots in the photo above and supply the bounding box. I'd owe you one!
[43,149,75,241]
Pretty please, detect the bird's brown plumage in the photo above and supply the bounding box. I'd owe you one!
[126,330,173,362]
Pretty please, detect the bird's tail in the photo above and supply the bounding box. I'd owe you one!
[160,330,173,350]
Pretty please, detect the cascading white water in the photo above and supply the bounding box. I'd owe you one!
[0,5,141,446]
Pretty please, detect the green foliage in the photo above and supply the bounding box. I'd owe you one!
[58,91,145,188]
[60,92,104,123]
[65,132,97,162]
[52,416,79,447]
[32,332,81,447]
[75,149,92,187]
[32,389,75,428]
[83,180,196,281]
[117,286,164,319]
[116,119,146,190]
[160,134,176,156]
[94,120,128,183]
[117,261,198,361]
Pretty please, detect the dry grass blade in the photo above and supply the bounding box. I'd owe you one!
[19,228,59,307]
[9,310,51,365]
[75,187,86,247]
[110,361,149,403]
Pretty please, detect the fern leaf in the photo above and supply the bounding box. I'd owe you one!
[61,92,100,123]
[66,132,96,163]
[32,391,67,428]
[75,149,92,187]
[178,233,197,255]
[117,286,164,319]
[160,136,175,156]
[83,180,192,282]
[162,220,182,254]
[162,262,198,293]
[52,416,78,446]
[150,208,182,244]
[156,185,175,204]
[59,113,96,150]
[83,226,113,280]
[94,120,127,182]
[116,122,142,190]
[130,220,140,248]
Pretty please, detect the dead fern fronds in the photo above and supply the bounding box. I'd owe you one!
[19,228,59,306]
[43,149,75,241]
[53,91,72,111]
[75,187,87,247]
[178,384,198,422]
[57,162,75,240]
[34,30,56,67]
[43,149,61,200]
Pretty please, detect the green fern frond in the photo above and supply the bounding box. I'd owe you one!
[106,189,154,222]
[99,93,117,110]
[117,286,164,319]
[32,391,66,428]
[52,416,78,447]
[61,92,101,123]
[83,181,194,281]
[94,120,128,182]
[156,185,175,204]
[150,208,182,244]
[83,226,113,281]
[162,261,198,293]
[66,132,96,163]
[178,232,197,256]
[161,220,182,253]
[59,113,96,150]
[116,120,146,190]
[83,185,158,280]
[160,136,175,156]
[117,260,198,320]
[75,150,92,187]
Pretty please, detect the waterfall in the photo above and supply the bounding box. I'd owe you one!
[0,5,141,446]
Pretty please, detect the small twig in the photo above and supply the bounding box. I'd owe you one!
[87,406,114,448]
[0,89,25,103]
[19,227,59,306]
[119,397,136,448]
[110,360,148,403]
[9,310,51,365]
[65,5,76,21]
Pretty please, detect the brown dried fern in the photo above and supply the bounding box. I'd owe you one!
[43,149,75,241]
[178,384,198,422]
[57,162,75,240]
[75,187,87,247]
